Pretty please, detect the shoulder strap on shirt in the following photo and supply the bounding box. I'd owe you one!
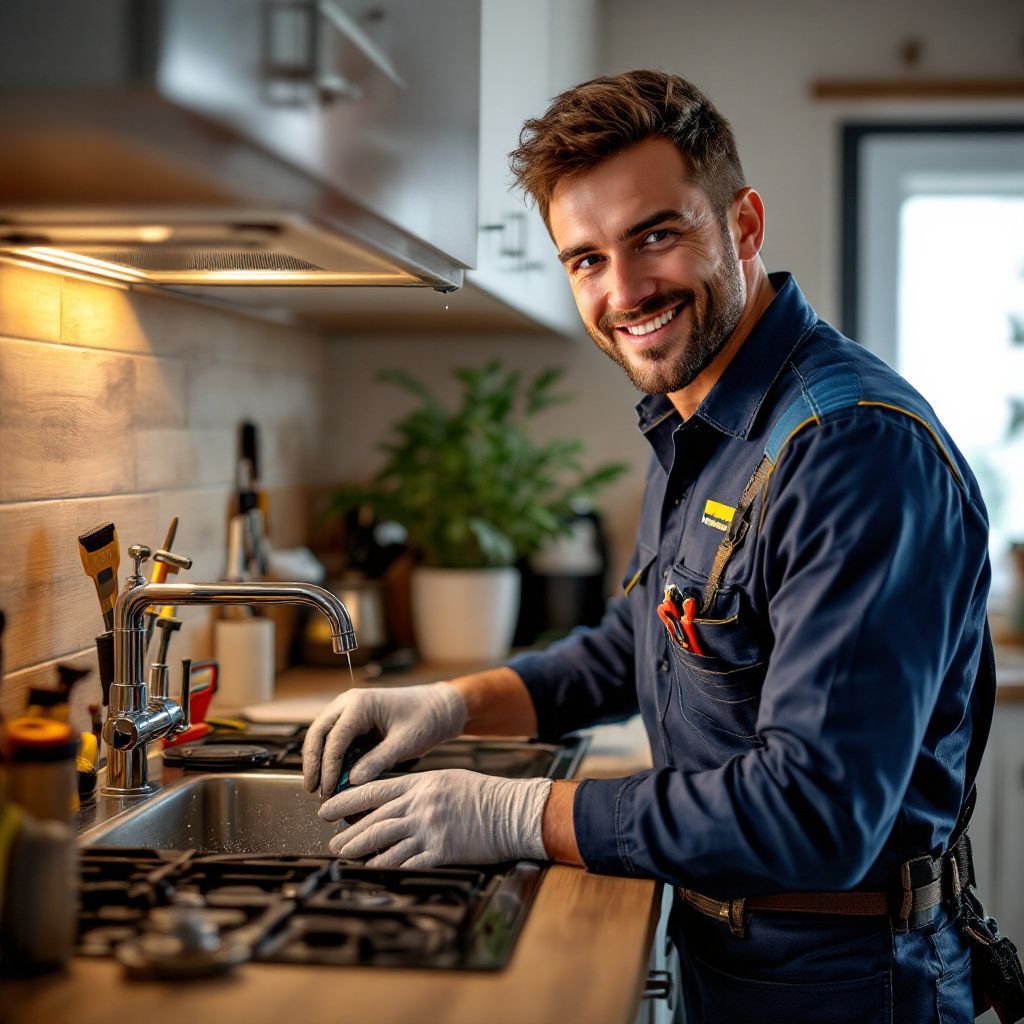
[701,360,864,613]
[701,356,964,613]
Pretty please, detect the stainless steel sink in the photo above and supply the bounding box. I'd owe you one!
[79,772,340,856]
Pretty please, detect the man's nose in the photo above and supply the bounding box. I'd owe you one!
[606,259,658,314]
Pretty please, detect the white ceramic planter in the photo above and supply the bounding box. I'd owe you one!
[411,567,521,665]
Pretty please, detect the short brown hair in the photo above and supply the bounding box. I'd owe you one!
[510,69,746,227]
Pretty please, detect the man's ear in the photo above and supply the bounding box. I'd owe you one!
[730,187,766,261]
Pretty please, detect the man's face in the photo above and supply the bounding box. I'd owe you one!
[549,138,746,396]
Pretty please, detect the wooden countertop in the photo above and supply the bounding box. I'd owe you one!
[1,869,659,1024]
[0,665,660,1024]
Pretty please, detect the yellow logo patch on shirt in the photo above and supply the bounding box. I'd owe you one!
[701,499,735,532]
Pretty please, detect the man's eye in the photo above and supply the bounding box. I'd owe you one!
[643,229,675,245]
[574,254,601,271]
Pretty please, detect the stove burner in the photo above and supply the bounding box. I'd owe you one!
[79,924,139,956]
[262,911,458,966]
[319,880,415,909]
[176,856,330,904]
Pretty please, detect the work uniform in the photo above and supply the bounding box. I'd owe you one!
[508,273,993,1023]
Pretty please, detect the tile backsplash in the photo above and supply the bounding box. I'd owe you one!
[0,260,332,733]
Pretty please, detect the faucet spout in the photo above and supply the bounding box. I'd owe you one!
[102,578,357,797]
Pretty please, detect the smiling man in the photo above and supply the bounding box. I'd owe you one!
[549,136,772,413]
[303,71,1016,1023]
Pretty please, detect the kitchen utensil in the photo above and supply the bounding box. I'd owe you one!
[162,744,271,771]
[143,517,184,652]
[115,905,254,979]
[3,717,77,823]
[76,522,120,631]
[236,421,269,577]
[152,614,182,667]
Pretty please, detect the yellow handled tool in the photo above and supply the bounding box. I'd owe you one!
[77,523,120,631]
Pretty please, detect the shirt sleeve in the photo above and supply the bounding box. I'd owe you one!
[505,554,641,740]
[572,408,991,893]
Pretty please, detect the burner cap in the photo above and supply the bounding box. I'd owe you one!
[162,744,271,770]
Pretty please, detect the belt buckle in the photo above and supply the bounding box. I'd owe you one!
[895,854,942,932]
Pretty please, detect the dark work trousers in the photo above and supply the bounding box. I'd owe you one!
[668,896,975,1023]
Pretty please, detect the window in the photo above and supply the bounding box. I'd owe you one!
[843,124,1024,599]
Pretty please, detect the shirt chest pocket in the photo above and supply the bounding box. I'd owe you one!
[663,564,768,765]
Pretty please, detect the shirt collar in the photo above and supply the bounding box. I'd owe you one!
[634,272,818,441]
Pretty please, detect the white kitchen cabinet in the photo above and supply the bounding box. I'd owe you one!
[972,701,1024,949]
[260,0,601,333]
[156,0,481,269]
[469,0,599,336]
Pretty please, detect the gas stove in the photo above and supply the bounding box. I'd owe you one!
[78,734,587,974]
[162,727,584,781]
[77,848,541,971]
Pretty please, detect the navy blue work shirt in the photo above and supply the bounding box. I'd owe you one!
[508,272,992,897]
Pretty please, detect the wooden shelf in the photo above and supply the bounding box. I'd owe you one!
[812,78,1024,100]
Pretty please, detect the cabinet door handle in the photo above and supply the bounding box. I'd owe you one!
[317,1,404,91]
[263,0,403,104]
[643,969,673,1001]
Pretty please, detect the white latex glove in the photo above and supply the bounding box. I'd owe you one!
[318,769,553,869]
[302,683,468,798]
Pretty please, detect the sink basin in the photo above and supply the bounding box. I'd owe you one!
[79,772,340,856]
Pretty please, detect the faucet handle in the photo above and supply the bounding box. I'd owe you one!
[154,549,193,573]
[176,658,192,733]
[127,544,151,579]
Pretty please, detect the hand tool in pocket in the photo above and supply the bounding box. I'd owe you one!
[656,584,706,656]
[77,522,120,631]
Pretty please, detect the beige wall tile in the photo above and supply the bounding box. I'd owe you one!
[135,427,234,492]
[0,338,187,500]
[0,495,160,673]
[1,264,331,696]
[0,261,61,343]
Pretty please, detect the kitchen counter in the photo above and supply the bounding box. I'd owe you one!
[0,665,660,1024]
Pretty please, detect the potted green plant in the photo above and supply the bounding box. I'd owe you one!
[329,361,627,664]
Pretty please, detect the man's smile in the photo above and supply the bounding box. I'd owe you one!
[612,301,687,348]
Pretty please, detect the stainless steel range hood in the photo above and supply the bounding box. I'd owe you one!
[0,0,480,293]
[2,210,425,287]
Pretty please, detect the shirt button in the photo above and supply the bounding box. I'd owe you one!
[673,497,681,506]
[658,660,669,673]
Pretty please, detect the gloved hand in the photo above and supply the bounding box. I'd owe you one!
[302,683,468,798]
[318,768,553,869]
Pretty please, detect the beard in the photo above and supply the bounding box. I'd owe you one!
[588,255,746,396]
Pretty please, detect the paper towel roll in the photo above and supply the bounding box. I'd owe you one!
[214,617,275,710]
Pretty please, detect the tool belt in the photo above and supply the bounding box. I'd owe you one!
[680,830,974,939]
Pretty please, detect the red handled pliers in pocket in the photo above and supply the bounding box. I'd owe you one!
[656,584,706,656]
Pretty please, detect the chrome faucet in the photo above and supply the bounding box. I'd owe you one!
[102,544,357,796]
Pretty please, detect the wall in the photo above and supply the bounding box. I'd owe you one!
[5,1,1021,730]
[0,260,331,733]
[320,329,651,586]
[320,0,1024,589]
[597,0,1024,323]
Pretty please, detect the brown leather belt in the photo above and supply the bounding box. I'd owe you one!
[677,833,976,939]
[678,888,891,938]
